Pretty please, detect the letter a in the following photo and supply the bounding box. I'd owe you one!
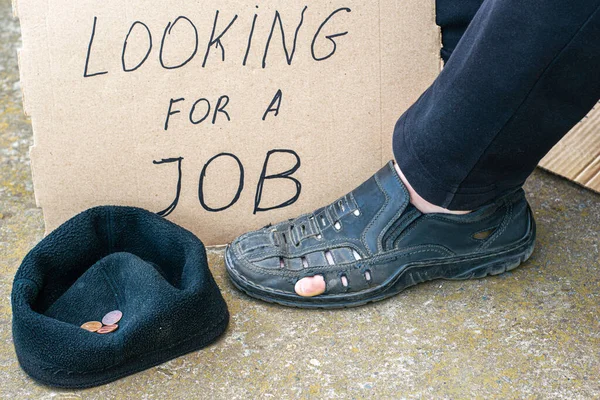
[262,89,283,121]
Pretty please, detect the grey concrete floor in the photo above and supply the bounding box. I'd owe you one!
[1,1,599,399]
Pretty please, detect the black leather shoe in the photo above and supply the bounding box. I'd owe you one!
[225,162,536,309]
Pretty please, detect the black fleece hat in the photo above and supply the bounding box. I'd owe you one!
[11,206,229,388]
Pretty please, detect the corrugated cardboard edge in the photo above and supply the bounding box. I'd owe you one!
[539,102,600,194]
[13,0,45,220]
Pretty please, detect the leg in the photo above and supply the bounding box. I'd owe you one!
[436,0,485,62]
[394,0,600,211]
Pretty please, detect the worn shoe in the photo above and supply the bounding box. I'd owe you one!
[225,162,536,308]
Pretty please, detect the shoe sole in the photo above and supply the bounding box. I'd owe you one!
[225,215,536,309]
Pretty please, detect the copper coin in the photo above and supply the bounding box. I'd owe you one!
[102,310,123,325]
[80,321,103,332]
[97,324,119,334]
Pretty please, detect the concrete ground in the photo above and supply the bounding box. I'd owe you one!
[1,1,599,398]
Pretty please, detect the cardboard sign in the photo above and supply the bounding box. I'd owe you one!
[14,0,440,245]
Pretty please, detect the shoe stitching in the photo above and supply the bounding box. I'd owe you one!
[228,202,533,298]
[377,163,410,253]
[229,229,533,297]
[348,192,359,213]
[383,209,421,250]
[393,210,502,247]
[360,173,389,256]
[235,247,328,277]
[233,244,454,279]
[246,175,375,259]
[245,237,366,260]
[229,246,473,295]
[480,201,512,250]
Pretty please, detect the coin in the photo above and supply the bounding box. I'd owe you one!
[97,324,119,334]
[80,321,102,332]
[102,310,123,325]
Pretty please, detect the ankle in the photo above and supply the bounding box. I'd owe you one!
[393,161,472,215]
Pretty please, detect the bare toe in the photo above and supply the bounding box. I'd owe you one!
[295,276,326,297]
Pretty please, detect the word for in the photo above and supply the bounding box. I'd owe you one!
[163,89,283,129]
[154,149,301,216]
[84,7,352,77]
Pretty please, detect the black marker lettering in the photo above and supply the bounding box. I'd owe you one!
[254,149,302,214]
[215,41,225,61]
[262,89,283,121]
[164,98,185,131]
[202,11,238,67]
[160,16,199,70]
[213,95,231,124]
[189,98,211,125]
[243,7,259,66]
[122,21,153,72]
[84,17,108,78]
[154,157,184,217]
[262,6,308,68]
[198,153,244,212]
[311,8,352,61]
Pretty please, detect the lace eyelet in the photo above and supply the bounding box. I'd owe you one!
[333,221,342,231]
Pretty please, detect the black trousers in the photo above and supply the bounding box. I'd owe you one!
[392,0,600,210]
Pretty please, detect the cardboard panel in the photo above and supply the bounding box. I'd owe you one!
[540,101,600,194]
[15,0,440,245]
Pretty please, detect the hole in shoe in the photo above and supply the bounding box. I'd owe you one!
[473,228,496,240]
[341,275,349,287]
[279,257,285,268]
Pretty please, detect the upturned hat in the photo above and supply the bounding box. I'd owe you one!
[12,206,229,388]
